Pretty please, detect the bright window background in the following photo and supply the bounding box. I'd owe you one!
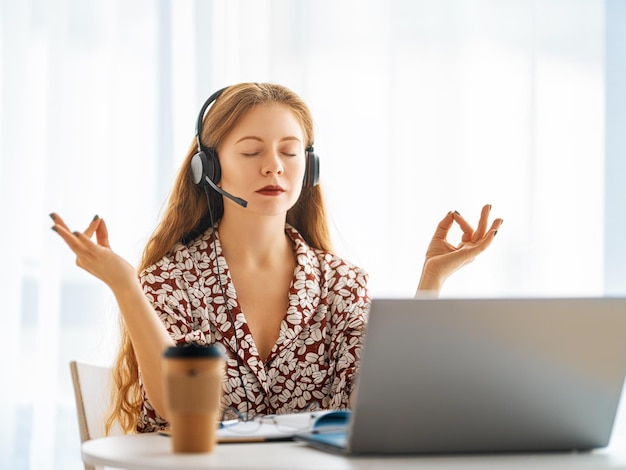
[1,0,623,468]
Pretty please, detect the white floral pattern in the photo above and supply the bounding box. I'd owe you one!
[136,224,369,432]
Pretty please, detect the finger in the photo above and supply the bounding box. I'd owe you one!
[491,218,503,231]
[472,204,492,243]
[95,217,111,248]
[431,211,456,240]
[487,218,504,238]
[50,213,82,249]
[49,212,72,232]
[467,220,502,254]
[50,213,99,255]
[83,215,101,238]
[451,211,475,242]
[51,223,82,251]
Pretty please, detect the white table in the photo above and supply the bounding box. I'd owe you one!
[82,431,626,470]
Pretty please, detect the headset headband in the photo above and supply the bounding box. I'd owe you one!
[195,87,229,151]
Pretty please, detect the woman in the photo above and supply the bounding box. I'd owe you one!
[51,82,502,434]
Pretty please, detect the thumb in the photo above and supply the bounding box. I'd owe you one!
[95,217,111,248]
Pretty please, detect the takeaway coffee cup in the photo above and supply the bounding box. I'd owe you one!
[162,343,225,453]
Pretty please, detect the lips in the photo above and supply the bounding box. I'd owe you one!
[257,185,285,196]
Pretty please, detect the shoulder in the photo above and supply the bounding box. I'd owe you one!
[140,228,214,282]
[317,250,369,286]
[286,224,369,293]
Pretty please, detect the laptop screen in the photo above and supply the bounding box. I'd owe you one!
[340,297,626,454]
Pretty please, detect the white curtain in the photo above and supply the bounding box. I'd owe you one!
[0,0,614,468]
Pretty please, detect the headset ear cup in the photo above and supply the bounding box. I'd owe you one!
[205,148,221,184]
[304,150,320,187]
[190,149,221,186]
[190,151,207,185]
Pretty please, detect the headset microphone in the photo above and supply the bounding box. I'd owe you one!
[203,175,248,208]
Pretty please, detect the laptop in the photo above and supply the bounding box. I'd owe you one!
[296,297,626,455]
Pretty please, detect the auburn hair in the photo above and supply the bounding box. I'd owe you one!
[106,82,333,434]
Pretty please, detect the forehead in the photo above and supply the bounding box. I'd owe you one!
[226,103,305,142]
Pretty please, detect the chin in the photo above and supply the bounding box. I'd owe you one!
[245,205,291,218]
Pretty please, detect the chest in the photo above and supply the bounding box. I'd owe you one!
[228,262,295,361]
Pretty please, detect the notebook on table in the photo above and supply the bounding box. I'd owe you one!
[295,297,626,455]
[215,409,350,442]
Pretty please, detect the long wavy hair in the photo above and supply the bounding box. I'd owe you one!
[105,82,333,434]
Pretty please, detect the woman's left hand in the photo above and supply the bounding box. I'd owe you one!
[416,204,503,295]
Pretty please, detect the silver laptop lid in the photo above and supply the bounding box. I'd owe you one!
[348,297,626,454]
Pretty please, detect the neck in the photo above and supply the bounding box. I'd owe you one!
[218,213,291,267]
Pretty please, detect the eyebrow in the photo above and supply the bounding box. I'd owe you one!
[234,136,302,144]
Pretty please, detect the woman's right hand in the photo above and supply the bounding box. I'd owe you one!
[50,213,138,291]
[51,212,175,419]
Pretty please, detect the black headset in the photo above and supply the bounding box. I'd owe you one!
[190,86,320,208]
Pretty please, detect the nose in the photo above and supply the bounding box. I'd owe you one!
[261,150,284,176]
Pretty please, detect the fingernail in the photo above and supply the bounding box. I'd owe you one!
[454,210,460,215]
[49,213,55,221]
[51,226,57,233]
[93,214,99,221]
[73,231,80,237]
[489,204,492,211]
[494,230,498,237]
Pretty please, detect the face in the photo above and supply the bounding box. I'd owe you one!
[217,103,307,216]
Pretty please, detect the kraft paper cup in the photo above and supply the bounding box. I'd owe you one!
[162,343,225,453]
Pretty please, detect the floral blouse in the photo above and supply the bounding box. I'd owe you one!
[136,224,369,432]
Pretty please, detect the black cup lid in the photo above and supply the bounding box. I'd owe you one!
[163,343,225,358]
